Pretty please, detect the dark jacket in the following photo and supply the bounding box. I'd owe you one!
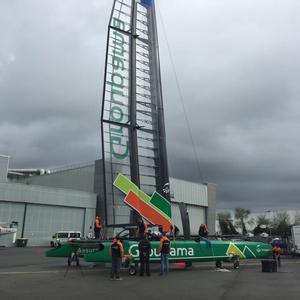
[159,236,170,254]
[198,224,208,237]
[137,220,147,235]
[138,239,151,257]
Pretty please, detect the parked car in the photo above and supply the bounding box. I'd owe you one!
[50,231,81,247]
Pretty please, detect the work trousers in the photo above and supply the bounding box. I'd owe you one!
[140,255,150,276]
[160,253,169,275]
[94,229,100,239]
[273,254,281,267]
[110,256,121,279]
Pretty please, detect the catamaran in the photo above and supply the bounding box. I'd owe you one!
[46,0,272,273]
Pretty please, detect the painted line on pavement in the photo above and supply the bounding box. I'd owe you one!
[0,268,108,275]
[1,260,299,275]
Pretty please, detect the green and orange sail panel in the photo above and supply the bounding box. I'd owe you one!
[113,174,173,231]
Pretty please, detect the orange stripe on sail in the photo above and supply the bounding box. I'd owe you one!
[124,191,172,232]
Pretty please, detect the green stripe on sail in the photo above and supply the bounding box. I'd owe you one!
[113,174,150,203]
[150,192,171,219]
[114,174,172,222]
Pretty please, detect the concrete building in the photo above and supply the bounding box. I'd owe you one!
[1,158,216,246]
[0,157,96,247]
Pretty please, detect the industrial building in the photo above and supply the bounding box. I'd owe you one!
[0,155,96,247]
[0,155,216,247]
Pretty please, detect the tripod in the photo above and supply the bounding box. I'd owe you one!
[64,248,84,278]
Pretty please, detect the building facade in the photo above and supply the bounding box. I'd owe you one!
[0,158,97,247]
[10,160,216,240]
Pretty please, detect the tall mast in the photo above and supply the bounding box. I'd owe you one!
[128,0,140,224]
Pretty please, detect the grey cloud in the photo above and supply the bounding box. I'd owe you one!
[1,0,300,213]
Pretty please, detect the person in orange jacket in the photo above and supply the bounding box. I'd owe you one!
[109,238,124,280]
[94,216,102,239]
[272,244,282,267]
[159,232,171,275]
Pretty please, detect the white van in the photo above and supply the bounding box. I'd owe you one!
[50,231,81,247]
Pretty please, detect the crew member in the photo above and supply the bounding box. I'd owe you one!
[198,224,208,238]
[109,237,124,280]
[94,216,102,239]
[137,216,147,240]
[138,235,151,276]
[169,224,179,240]
[159,232,170,275]
[272,244,282,267]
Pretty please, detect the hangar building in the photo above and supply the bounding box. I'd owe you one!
[0,155,216,247]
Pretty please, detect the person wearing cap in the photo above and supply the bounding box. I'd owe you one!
[94,216,102,239]
[109,237,124,280]
[159,232,170,275]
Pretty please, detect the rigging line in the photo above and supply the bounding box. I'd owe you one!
[156,3,204,183]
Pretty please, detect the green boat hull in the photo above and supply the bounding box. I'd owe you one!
[47,239,272,264]
[84,239,272,263]
[46,240,105,258]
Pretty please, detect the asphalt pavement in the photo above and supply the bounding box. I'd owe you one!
[0,247,299,300]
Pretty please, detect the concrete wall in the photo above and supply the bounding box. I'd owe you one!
[171,203,206,235]
[0,182,97,246]
[206,183,217,234]
[0,155,9,182]
[169,178,215,235]
[170,177,208,207]
[16,164,95,192]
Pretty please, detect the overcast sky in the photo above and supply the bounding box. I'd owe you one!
[1,0,300,212]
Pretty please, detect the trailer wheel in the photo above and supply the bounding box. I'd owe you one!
[216,261,222,268]
[233,260,240,269]
[128,266,137,276]
[185,262,192,268]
